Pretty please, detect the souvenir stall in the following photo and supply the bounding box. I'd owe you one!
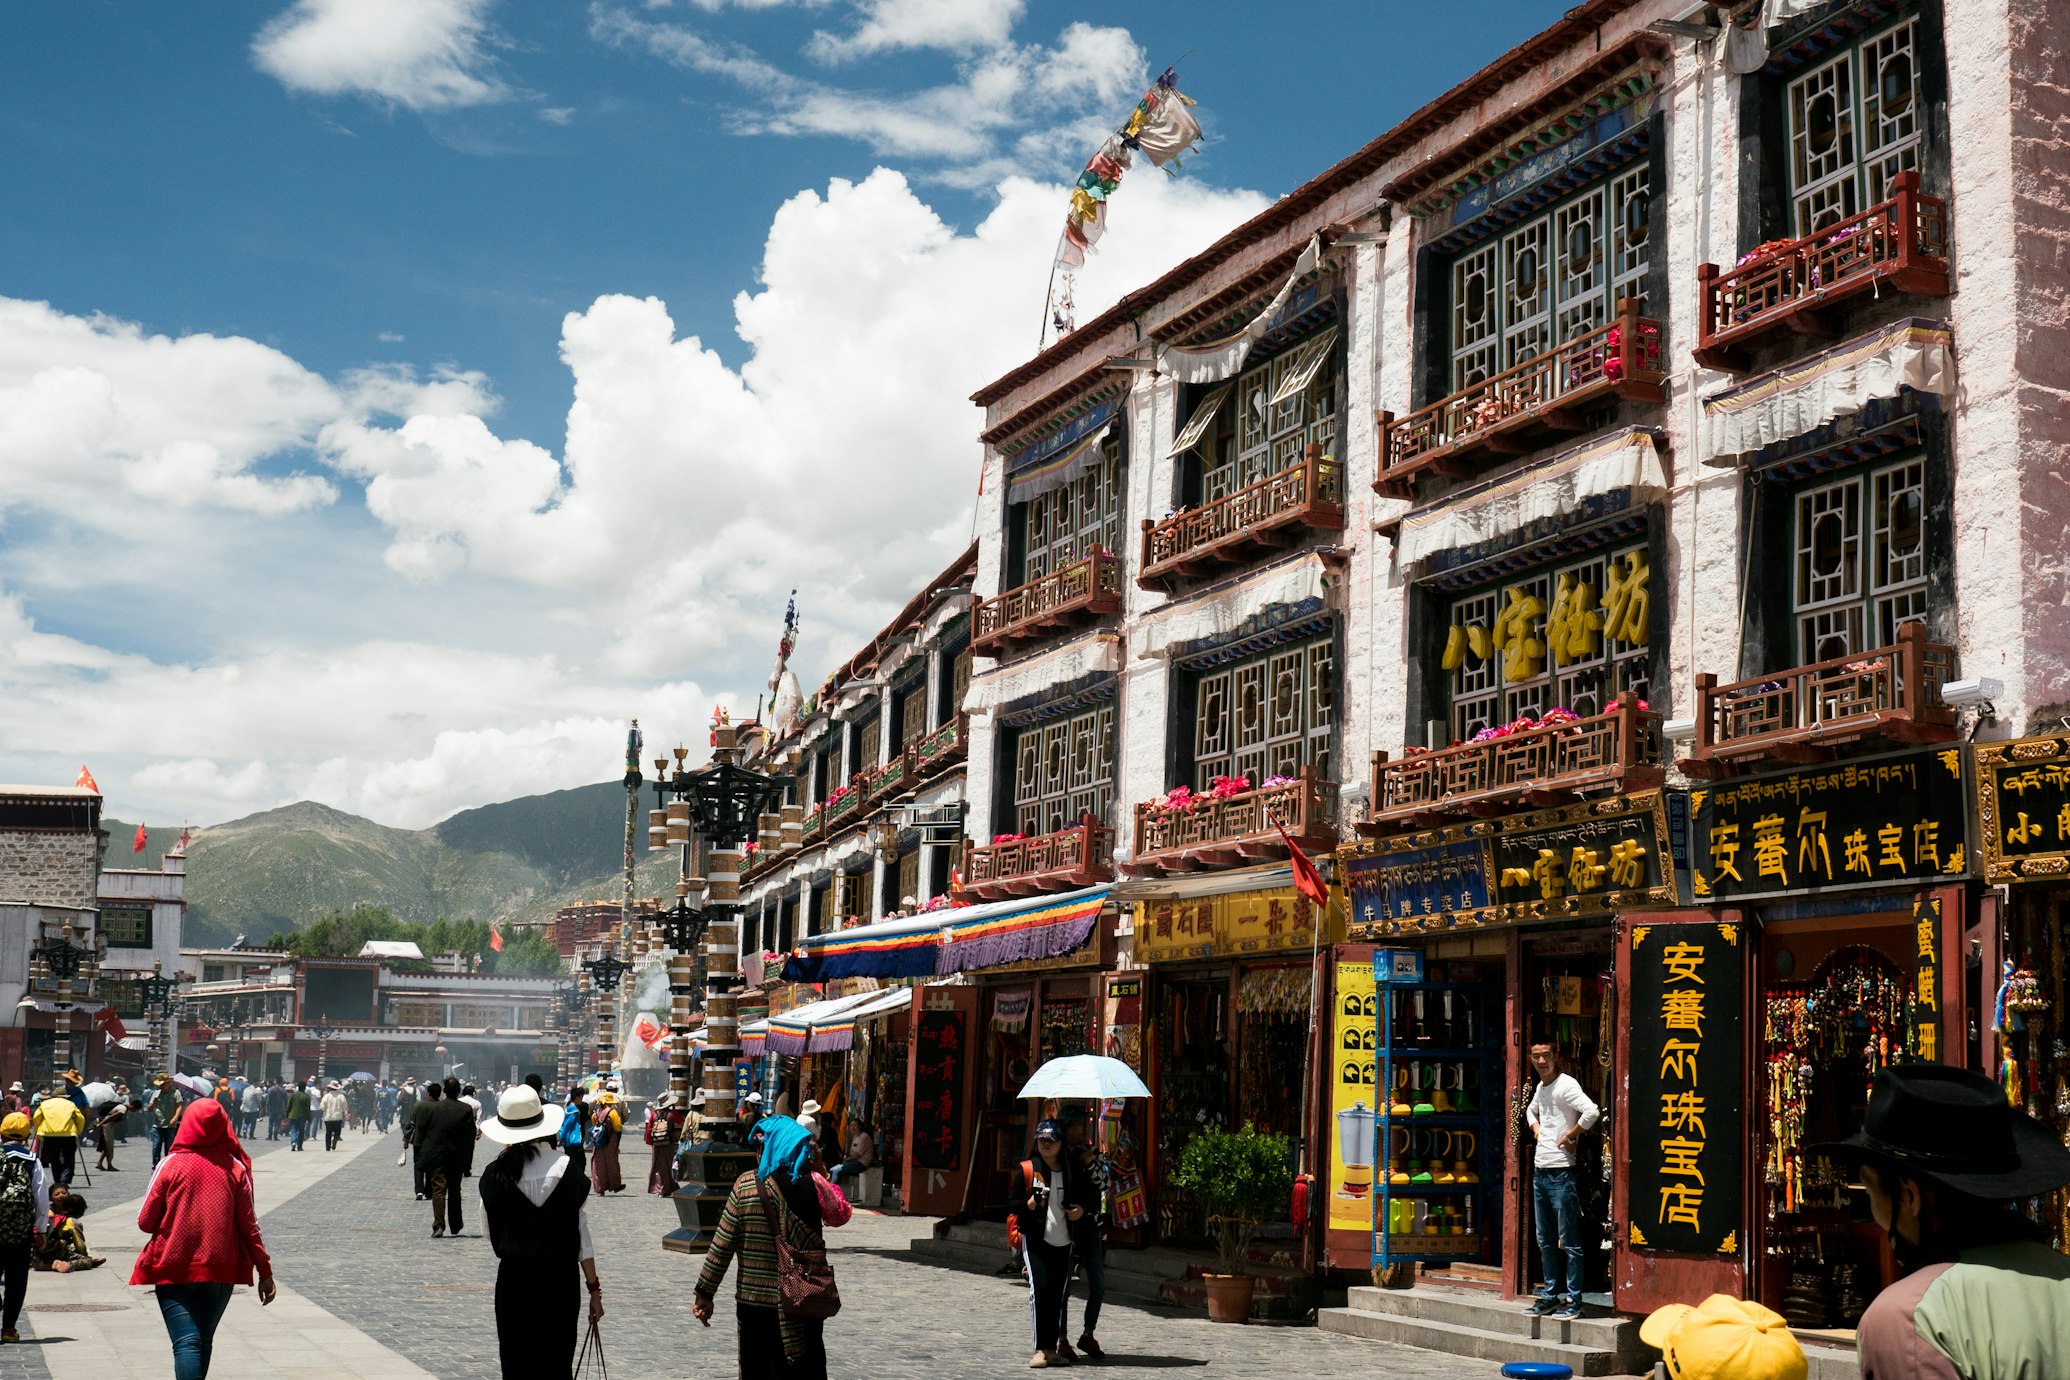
[1685,746,1975,1327]
[1132,867,1335,1247]
[1098,974,1152,1243]
[1975,734,2070,1252]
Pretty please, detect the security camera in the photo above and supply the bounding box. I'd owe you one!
[1940,678,2003,707]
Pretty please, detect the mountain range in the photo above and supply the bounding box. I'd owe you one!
[105,783,681,946]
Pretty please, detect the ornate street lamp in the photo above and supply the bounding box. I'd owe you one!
[140,962,179,1073]
[314,1016,333,1083]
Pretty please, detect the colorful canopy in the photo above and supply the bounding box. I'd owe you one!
[780,886,1112,983]
[765,990,885,1057]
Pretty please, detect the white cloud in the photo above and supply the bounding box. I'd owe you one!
[377,331,407,343]
[594,8,1147,176]
[0,165,1266,830]
[538,106,576,124]
[253,0,506,111]
[808,0,1026,60]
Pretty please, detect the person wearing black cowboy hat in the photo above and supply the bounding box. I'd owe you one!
[1816,1062,2070,1379]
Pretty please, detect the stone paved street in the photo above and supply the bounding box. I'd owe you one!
[17,1125,1499,1379]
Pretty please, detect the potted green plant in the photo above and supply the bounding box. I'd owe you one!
[1169,1123,1294,1322]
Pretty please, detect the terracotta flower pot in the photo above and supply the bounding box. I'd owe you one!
[1202,1272,1256,1323]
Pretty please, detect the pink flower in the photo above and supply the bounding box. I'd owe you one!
[1207,774,1251,799]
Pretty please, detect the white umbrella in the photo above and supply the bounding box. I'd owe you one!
[172,1073,213,1097]
[1016,1055,1151,1102]
[81,1081,117,1107]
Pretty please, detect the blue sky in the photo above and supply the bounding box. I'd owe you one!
[0,0,1566,828]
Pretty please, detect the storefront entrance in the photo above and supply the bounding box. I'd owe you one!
[1520,931,1617,1300]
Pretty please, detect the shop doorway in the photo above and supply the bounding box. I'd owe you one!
[1520,934,1617,1301]
[1756,920,1918,1333]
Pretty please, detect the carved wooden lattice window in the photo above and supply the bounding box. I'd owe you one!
[1207,338,1338,503]
[1448,173,1652,392]
[1011,703,1115,835]
[1020,446,1121,583]
[1191,634,1334,789]
[1788,18,1920,235]
[897,850,921,907]
[1442,542,1651,744]
[946,645,972,727]
[1793,457,1927,663]
[854,713,881,777]
[899,680,927,746]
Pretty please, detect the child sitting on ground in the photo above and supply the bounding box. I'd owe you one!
[34,1193,106,1272]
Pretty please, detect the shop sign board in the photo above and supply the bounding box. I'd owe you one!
[1975,734,2070,882]
[1626,920,1743,1256]
[1913,895,1942,1062]
[911,1010,966,1171]
[1134,886,1331,964]
[1687,747,1970,903]
[1343,791,1683,939]
[1326,954,1379,1239]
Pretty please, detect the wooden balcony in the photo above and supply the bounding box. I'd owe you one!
[1683,622,1958,775]
[1361,693,1662,834]
[1139,444,1344,592]
[1378,298,1665,496]
[859,751,916,805]
[972,551,1123,658]
[1695,172,1949,372]
[1129,768,1338,876]
[801,803,825,844]
[957,817,1114,901]
[822,780,866,834]
[912,713,968,778]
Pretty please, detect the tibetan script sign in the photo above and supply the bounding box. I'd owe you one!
[911,1010,965,1171]
[1627,921,1743,1256]
[1975,734,2070,882]
[1687,747,1970,903]
[1487,792,1679,924]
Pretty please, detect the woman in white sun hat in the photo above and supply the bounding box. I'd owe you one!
[477,1085,602,1378]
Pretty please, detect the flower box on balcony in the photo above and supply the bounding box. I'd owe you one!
[972,551,1124,658]
[801,804,825,843]
[1140,444,1345,592]
[912,713,968,777]
[1695,172,1949,372]
[1682,622,1958,776]
[958,817,1115,901]
[1129,769,1338,876]
[1378,299,1665,497]
[1362,693,1663,834]
[860,752,917,805]
[822,780,865,832]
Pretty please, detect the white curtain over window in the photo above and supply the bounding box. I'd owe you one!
[962,631,1121,716]
[1394,427,1668,576]
[1166,383,1231,457]
[1155,236,1323,384]
[1701,319,1953,466]
[1130,550,1331,661]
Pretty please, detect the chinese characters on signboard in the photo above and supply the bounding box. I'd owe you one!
[1688,748,1969,902]
[1975,735,2070,882]
[1326,958,1378,1236]
[911,1010,965,1171]
[1627,922,1742,1256]
[1135,888,1324,963]
[1344,838,1492,930]
[1913,895,1942,1062]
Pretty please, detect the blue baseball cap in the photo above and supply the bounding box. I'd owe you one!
[1034,1119,1063,1143]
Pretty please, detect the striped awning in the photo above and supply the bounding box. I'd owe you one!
[937,885,1109,974]
[782,912,946,983]
[766,991,884,1057]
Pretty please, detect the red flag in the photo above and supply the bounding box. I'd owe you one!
[178,826,192,851]
[75,765,100,794]
[133,823,147,854]
[96,1007,128,1042]
[1275,818,1330,910]
[489,926,505,953]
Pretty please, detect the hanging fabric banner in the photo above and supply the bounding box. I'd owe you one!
[1156,236,1324,384]
[992,989,1033,1032]
[937,886,1109,974]
[1056,70,1202,272]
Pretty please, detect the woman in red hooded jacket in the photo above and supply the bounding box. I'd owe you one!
[132,1098,277,1379]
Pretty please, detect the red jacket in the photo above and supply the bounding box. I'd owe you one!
[131,1099,272,1287]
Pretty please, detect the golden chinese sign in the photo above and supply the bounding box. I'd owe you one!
[1975,734,2070,882]
[1134,886,1340,964]
[1687,747,1971,902]
[1627,922,1742,1256]
[1342,790,1683,940]
[1914,895,1942,1062]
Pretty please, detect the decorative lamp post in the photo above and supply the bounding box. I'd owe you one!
[582,952,630,1077]
[33,922,89,1081]
[650,717,785,1253]
[314,1016,333,1083]
[140,962,179,1075]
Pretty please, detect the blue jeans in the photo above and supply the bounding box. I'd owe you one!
[150,1123,177,1166]
[156,1282,234,1380]
[1532,1166,1585,1303]
[288,1119,307,1150]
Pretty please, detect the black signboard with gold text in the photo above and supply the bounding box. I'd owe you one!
[1975,734,2070,882]
[1687,747,1969,903]
[1626,921,1743,1256]
[911,1010,965,1171]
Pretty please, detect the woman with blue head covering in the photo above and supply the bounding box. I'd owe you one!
[692,1115,834,1378]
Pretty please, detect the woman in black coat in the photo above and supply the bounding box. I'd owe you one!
[477,1086,603,1379]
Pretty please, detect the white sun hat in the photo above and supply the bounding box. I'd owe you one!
[481,1084,567,1146]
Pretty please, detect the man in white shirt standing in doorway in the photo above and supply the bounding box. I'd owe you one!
[1525,1041,1600,1321]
